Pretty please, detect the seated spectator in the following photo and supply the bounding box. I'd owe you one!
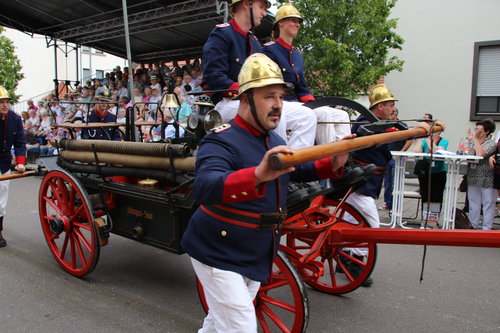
[133,74,143,90]
[148,85,162,120]
[116,80,129,99]
[108,97,119,116]
[150,75,162,91]
[28,108,40,129]
[189,68,200,87]
[21,111,29,126]
[109,83,119,101]
[118,96,132,115]
[35,109,53,143]
[27,99,38,114]
[117,106,127,124]
[164,111,184,139]
[49,100,65,125]
[142,86,152,103]
[182,72,195,92]
[95,80,106,96]
[71,102,86,123]
[133,87,143,104]
[103,72,111,87]
[78,87,93,104]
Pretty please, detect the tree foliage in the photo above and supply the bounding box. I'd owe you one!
[0,26,24,103]
[276,0,404,98]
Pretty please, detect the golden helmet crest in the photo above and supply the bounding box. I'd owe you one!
[0,86,11,100]
[369,84,398,109]
[274,3,303,27]
[237,53,291,97]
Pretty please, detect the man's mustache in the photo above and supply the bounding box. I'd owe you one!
[267,109,281,117]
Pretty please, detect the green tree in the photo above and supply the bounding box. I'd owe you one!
[276,0,404,98]
[0,26,24,103]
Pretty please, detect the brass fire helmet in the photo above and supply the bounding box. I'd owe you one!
[369,84,398,109]
[95,87,111,101]
[0,86,11,100]
[229,0,271,14]
[274,3,303,28]
[236,53,293,98]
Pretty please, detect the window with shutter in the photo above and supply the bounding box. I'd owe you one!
[470,40,500,120]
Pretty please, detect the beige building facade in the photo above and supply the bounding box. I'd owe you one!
[385,0,500,151]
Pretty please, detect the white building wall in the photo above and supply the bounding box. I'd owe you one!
[385,0,500,151]
[3,27,126,111]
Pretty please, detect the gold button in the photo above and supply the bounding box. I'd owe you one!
[236,58,240,62]
[221,230,227,237]
[241,192,248,196]
[282,68,286,72]
[230,194,237,199]
[292,64,295,67]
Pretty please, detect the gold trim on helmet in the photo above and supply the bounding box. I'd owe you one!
[369,84,398,109]
[236,53,292,98]
[274,3,303,28]
[0,86,11,100]
[229,0,271,15]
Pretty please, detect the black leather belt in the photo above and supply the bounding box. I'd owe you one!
[200,204,287,230]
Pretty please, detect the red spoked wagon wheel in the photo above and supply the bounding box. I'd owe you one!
[38,170,100,277]
[197,250,309,333]
[286,199,377,294]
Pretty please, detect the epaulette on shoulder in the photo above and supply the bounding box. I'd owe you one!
[263,41,275,46]
[216,23,230,28]
[211,123,232,133]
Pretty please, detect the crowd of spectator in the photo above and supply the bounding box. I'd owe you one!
[19,59,204,160]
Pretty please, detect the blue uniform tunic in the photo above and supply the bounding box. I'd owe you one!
[0,110,26,174]
[181,115,340,283]
[81,109,121,141]
[263,38,314,103]
[201,19,262,104]
[351,115,393,199]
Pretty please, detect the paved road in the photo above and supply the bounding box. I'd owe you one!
[1,176,499,332]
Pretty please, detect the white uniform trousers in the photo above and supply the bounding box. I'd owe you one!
[313,106,351,143]
[191,257,260,333]
[0,170,10,218]
[282,101,316,148]
[467,184,497,230]
[215,98,316,148]
[344,192,380,256]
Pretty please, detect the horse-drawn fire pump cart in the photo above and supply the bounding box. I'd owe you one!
[4,95,500,333]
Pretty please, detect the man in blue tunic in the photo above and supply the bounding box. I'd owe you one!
[81,91,121,141]
[0,86,26,247]
[263,3,351,144]
[345,84,428,287]
[201,0,317,148]
[181,53,351,332]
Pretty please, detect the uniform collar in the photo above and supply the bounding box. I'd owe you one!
[94,108,108,119]
[234,114,265,136]
[230,19,250,37]
[0,110,9,121]
[277,37,294,50]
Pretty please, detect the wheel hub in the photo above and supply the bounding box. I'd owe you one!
[50,215,72,235]
[50,218,65,235]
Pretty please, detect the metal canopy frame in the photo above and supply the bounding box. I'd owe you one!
[0,0,273,63]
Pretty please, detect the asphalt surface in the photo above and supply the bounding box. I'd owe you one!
[1,176,499,333]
